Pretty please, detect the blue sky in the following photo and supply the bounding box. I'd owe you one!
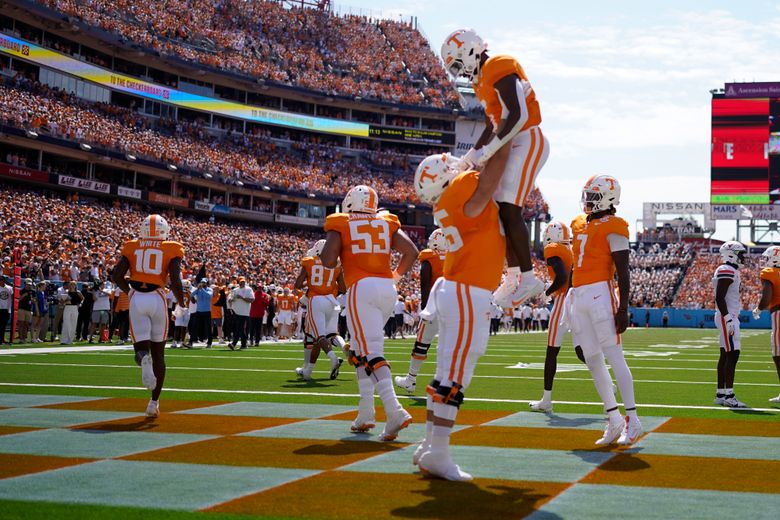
[341,0,780,240]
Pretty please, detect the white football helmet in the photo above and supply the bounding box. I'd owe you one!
[762,245,780,268]
[308,239,326,258]
[140,214,170,240]
[414,153,460,204]
[441,28,487,81]
[719,241,747,267]
[543,221,571,245]
[427,228,449,253]
[581,175,621,214]
[342,185,378,214]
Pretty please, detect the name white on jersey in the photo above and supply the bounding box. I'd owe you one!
[712,264,740,315]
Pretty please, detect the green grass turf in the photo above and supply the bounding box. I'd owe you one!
[0,328,778,420]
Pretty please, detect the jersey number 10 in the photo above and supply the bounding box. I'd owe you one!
[134,248,163,275]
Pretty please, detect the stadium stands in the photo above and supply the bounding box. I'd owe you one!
[32,0,460,109]
[674,252,762,310]
[629,242,693,307]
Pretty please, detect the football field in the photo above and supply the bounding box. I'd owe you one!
[0,327,778,519]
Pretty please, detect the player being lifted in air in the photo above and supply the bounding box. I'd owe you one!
[441,28,548,307]
[755,245,780,403]
[412,144,511,481]
[112,214,185,418]
[529,221,588,412]
[395,228,449,393]
[568,176,641,445]
[712,241,749,408]
[320,186,419,440]
[294,239,346,381]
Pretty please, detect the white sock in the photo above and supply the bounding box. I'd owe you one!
[424,395,434,443]
[408,357,424,378]
[626,409,638,420]
[326,350,338,365]
[430,401,459,452]
[585,352,619,416]
[507,266,521,278]
[717,387,725,396]
[149,399,158,405]
[725,387,733,396]
[604,345,636,410]
[356,369,375,415]
[374,367,402,413]
[542,389,552,402]
[303,348,312,365]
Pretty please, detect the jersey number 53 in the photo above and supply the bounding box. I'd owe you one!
[349,220,390,254]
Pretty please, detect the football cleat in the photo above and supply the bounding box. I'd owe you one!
[418,450,473,482]
[394,375,417,393]
[140,354,157,391]
[350,411,376,433]
[529,399,553,413]
[330,358,343,380]
[768,394,780,403]
[509,277,545,307]
[380,408,413,441]
[595,416,625,446]
[714,395,726,406]
[492,273,520,308]
[412,440,430,466]
[723,396,748,408]
[617,416,643,445]
[145,400,159,418]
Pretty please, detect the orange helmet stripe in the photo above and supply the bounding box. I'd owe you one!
[149,215,157,238]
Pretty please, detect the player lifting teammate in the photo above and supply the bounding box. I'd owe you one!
[441,29,547,307]
[529,221,588,413]
[756,245,780,403]
[112,214,185,418]
[321,185,419,440]
[412,144,511,481]
[395,228,449,393]
[569,175,641,445]
[294,239,346,381]
[713,241,748,408]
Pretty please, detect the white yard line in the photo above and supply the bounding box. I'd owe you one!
[0,382,776,413]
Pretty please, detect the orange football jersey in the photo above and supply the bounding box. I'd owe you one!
[434,171,505,291]
[570,213,629,287]
[301,256,341,297]
[760,267,780,309]
[544,243,573,296]
[418,248,445,282]
[120,239,184,288]
[277,295,296,312]
[324,211,401,288]
[473,54,542,131]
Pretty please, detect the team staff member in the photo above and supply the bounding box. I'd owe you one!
[113,214,185,418]
[321,185,418,441]
[411,143,510,481]
[229,277,255,350]
[568,175,640,446]
[191,278,213,348]
[756,245,780,403]
[0,277,12,345]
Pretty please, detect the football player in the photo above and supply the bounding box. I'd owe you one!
[713,241,748,408]
[276,287,296,340]
[112,214,185,417]
[294,239,346,381]
[321,185,419,440]
[441,29,547,307]
[755,245,780,403]
[568,176,641,445]
[411,144,511,481]
[529,221,587,413]
[395,228,449,393]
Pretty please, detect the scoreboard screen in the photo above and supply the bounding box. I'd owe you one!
[711,97,780,204]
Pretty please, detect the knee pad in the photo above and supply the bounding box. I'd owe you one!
[365,356,389,376]
[428,381,464,408]
[412,341,431,360]
[304,333,315,349]
[327,333,346,350]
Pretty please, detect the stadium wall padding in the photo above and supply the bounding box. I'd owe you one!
[629,307,771,329]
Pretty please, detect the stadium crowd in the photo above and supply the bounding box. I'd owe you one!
[32,0,460,109]
[674,252,762,310]
[628,243,693,307]
[0,76,550,215]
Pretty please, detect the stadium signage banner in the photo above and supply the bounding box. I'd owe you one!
[117,186,142,199]
[367,126,454,145]
[275,214,323,227]
[58,175,110,193]
[194,201,214,212]
[0,163,49,183]
[724,82,780,98]
[0,34,369,138]
[229,207,274,222]
[149,192,189,208]
[711,204,780,220]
